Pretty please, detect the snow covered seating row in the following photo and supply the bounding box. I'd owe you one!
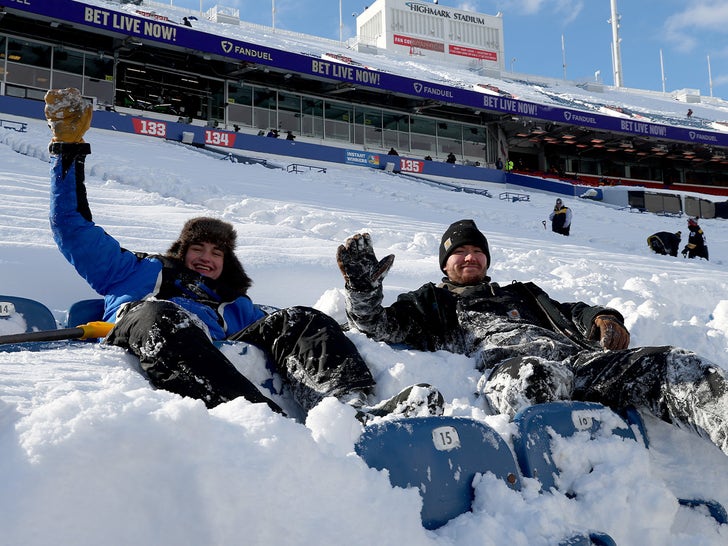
[499,191,530,202]
[0,119,28,132]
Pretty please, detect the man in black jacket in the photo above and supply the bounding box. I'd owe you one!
[337,219,728,455]
[647,231,681,257]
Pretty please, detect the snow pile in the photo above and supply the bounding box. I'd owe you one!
[0,117,727,545]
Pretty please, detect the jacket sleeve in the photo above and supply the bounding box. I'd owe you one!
[522,282,624,343]
[567,302,623,340]
[49,149,159,298]
[344,282,459,351]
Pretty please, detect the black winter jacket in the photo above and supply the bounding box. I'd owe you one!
[345,279,624,370]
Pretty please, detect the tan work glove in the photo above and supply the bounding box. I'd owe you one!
[594,315,630,350]
[44,88,93,143]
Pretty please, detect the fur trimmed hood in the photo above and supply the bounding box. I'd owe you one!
[166,217,252,296]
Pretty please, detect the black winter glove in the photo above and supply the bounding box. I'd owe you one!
[681,246,688,257]
[337,233,395,291]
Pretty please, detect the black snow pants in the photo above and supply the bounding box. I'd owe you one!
[105,300,374,415]
[484,346,728,455]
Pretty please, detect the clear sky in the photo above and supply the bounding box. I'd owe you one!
[167,0,728,99]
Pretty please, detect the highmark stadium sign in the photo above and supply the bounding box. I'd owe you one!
[404,2,489,25]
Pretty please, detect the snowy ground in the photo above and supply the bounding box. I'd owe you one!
[0,116,727,545]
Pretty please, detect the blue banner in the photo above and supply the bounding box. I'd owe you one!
[3,0,728,147]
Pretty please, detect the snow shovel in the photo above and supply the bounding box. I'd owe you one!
[0,321,114,346]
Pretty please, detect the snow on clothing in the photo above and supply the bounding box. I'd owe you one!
[50,144,374,412]
[647,231,681,257]
[683,223,709,260]
[549,204,572,236]
[344,277,728,455]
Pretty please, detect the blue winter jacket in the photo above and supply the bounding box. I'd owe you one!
[49,152,265,340]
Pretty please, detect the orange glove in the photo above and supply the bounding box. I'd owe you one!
[44,88,93,143]
[594,315,630,350]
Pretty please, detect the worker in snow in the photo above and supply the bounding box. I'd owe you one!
[647,231,681,257]
[682,217,709,260]
[549,198,572,236]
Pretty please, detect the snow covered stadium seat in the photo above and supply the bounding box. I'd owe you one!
[513,401,727,526]
[354,415,616,544]
[0,295,57,332]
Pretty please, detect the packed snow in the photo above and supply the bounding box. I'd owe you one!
[1,116,728,545]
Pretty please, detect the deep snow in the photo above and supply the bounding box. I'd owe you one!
[0,115,728,545]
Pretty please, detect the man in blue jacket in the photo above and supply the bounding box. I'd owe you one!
[45,87,442,420]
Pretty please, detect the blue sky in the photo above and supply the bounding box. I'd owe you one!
[168,0,728,99]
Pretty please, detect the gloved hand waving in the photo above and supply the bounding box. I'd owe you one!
[337,233,395,291]
[594,315,630,350]
[44,88,93,143]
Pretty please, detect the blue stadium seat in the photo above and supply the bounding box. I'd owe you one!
[355,416,521,530]
[355,414,616,544]
[513,401,636,492]
[514,401,727,526]
[0,295,57,332]
[66,298,105,327]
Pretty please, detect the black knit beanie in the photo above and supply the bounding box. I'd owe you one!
[439,219,491,271]
[166,217,252,295]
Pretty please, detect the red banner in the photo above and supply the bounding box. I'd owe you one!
[131,118,167,138]
[448,45,498,61]
[205,130,236,147]
[394,34,445,53]
[399,158,424,174]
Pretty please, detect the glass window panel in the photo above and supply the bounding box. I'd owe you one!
[53,48,84,75]
[253,88,277,130]
[301,98,323,138]
[5,84,26,98]
[410,116,437,157]
[354,107,382,148]
[324,102,352,142]
[0,35,7,76]
[277,91,301,134]
[227,82,252,107]
[463,125,485,164]
[382,113,409,152]
[8,38,50,68]
[52,71,83,90]
[83,77,114,105]
[6,62,50,88]
[84,55,113,80]
[226,83,253,127]
[437,121,462,158]
[227,103,252,126]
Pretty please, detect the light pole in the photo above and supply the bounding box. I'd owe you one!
[339,0,343,44]
[608,0,623,87]
[510,57,516,72]
[708,55,714,97]
[272,0,276,32]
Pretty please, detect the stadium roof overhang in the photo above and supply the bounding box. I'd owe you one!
[2,5,727,168]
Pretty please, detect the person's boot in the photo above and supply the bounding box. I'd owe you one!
[349,383,445,424]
